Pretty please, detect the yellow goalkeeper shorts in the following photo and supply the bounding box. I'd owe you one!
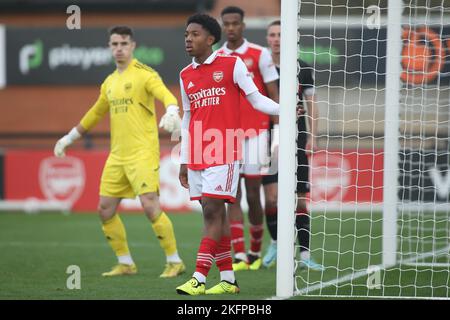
[100,156,160,198]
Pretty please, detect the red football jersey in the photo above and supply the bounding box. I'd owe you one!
[218,39,279,136]
[180,51,258,170]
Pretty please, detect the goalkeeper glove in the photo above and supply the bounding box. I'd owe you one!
[271,124,280,156]
[159,105,181,133]
[54,127,81,157]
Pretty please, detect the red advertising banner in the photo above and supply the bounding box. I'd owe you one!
[4,149,194,212]
[4,149,384,212]
[309,150,384,205]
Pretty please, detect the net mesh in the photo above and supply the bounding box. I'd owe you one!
[294,0,450,298]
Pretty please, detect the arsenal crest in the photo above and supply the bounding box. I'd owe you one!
[213,71,223,82]
[244,58,254,68]
[39,156,86,206]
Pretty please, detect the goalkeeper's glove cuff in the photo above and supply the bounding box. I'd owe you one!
[166,105,180,114]
[66,127,82,144]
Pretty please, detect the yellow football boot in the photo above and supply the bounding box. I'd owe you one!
[205,280,240,295]
[248,258,262,271]
[176,278,206,295]
[232,259,249,271]
[160,262,186,278]
[101,263,137,277]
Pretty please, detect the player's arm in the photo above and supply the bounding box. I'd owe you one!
[54,82,109,157]
[144,71,181,133]
[179,77,190,189]
[260,47,280,124]
[234,57,279,115]
[302,67,318,154]
[305,93,319,154]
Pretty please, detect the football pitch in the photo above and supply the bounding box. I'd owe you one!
[0,211,448,300]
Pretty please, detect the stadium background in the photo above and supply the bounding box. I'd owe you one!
[0,0,404,213]
[2,0,450,300]
[0,0,286,212]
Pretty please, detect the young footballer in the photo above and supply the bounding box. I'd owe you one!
[54,26,186,278]
[175,14,279,295]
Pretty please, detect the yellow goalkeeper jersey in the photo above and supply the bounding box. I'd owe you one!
[80,59,177,163]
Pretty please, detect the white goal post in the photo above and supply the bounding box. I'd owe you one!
[278,0,450,299]
[276,0,299,298]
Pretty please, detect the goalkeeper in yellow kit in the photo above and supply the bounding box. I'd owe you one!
[54,26,185,278]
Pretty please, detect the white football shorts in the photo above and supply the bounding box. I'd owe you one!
[240,130,270,177]
[188,161,240,203]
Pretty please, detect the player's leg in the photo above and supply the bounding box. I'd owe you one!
[177,196,224,295]
[175,168,206,295]
[139,192,185,278]
[296,148,324,271]
[129,158,184,278]
[99,160,137,276]
[177,161,240,295]
[244,176,264,270]
[206,207,240,295]
[262,175,278,267]
[227,180,248,269]
[246,131,271,270]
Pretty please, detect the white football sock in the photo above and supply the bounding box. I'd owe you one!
[193,272,206,284]
[166,252,182,263]
[300,250,311,261]
[118,255,134,265]
[220,270,235,283]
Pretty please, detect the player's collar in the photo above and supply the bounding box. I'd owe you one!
[192,51,219,69]
[221,38,249,55]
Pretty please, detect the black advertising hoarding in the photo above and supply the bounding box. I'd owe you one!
[5,25,450,86]
[6,27,190,85]
[255,26,450,87]
[399,150,450,203]
[5,27,354,86]
[0,0,215,12]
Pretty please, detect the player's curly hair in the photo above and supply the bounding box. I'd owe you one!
[186,14,221,45]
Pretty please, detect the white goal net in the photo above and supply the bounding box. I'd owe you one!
[278,0,450,299]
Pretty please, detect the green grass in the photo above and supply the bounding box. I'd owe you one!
[295,211,450,299]
[0,212,277,300]
[0,211,448,300]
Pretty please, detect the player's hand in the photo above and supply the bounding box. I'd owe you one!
[54,136,71,157]
[53,127,82,157]
[297,103,306,118]
[271,124,280,158]
[159,105,181,133]
[179,164,189,189]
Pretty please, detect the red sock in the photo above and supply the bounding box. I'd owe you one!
[215,236,233,271]
[230,220,245,255]
[249,224,264,254]
[195,237,218,277]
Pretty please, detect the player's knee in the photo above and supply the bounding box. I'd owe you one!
[202,202,221,224]
[142,200,159,218]
[296,199,307,212]
[265,198,277,210]
[246,188,261,205]
[98,203,114,221]
[140,193,160,216]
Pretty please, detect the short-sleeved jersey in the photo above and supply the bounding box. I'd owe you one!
[180,51,258,170]
[218,39,279,136]
[80,59,177,163]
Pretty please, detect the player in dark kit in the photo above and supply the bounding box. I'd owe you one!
[261,20,324,271]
